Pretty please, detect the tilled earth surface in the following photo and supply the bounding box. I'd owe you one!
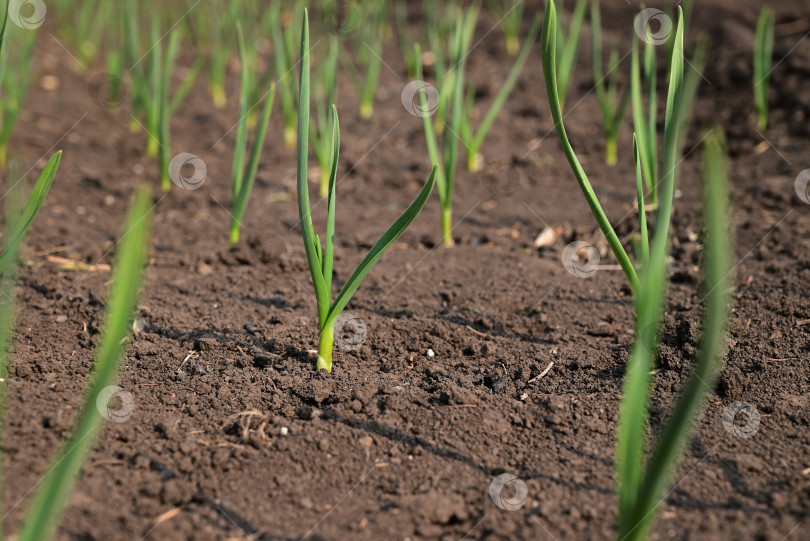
[2,1,810,539]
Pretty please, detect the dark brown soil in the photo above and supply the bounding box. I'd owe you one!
[3,1,810,539]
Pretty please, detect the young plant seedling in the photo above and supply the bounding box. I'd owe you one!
[0,151,62,273]
[310,33,339,198]
[269,2,304,148]
[229,7,279,130]
[200,0,240,108]
[676,36,710,178]
[414,6,477,246]
[99,13,127,110]
[17,186,153,541]
[156,29,202,192]
[395,2,418,78]
[630,28,658,205]
[541,0,686,296]
[591,0,630,166]
[753,7,774,130]
[124,6,161,154]
[296,10,436,372]
[0,7,37,167]
[486,0,526,56]
[547,4,734,537]
[230,22,276,246]
[663,0,693,67]
[615,129,733,541]
[0,170,20,541]
[51,0,113,70]
[340,0,388,119]
[399,2,471,82]
[555,0,588,111]
[460,13,541,172]
[123,1,201,191]
[632,11,708,207]
[423,1,477,135]
[157,29,181,192]
[0,154,58,541]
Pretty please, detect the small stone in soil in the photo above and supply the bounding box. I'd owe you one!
[279,426,288,436]
[132,319,145,333]
[359,436,373,448]
[297,406,322,420]
[427,348,435,357]
[484,372,506,392]
[769,493,787,510]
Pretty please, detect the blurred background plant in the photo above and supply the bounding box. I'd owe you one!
[753,7,775,130]
[0,6,37,167]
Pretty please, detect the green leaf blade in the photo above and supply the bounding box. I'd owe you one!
[0,151,61,274]
[623,130,734,541]
[231,84,276,245]
[470,13,541,154]
[325,167,437,327]
[322,105,340,296]
[541,0,639,294]
[18,185,153,541]
[296,9,329,328]
[232,22,250,197]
